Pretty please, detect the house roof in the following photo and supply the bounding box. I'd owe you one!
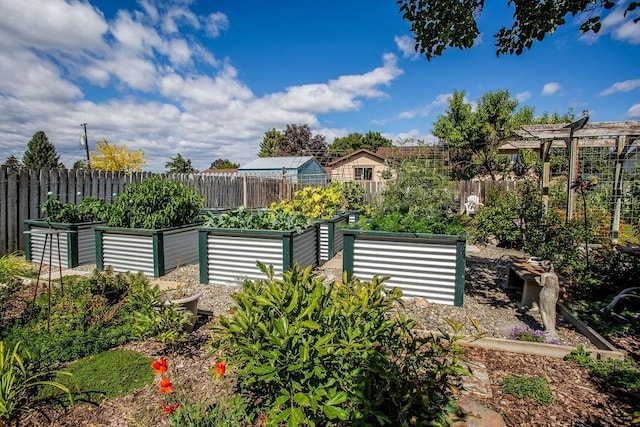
[238,156,317,171]
[328,149,385,167]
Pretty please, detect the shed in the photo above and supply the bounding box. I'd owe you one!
[238,156,327,184]
[328,149,387,182]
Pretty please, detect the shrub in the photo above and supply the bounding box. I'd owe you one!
[364,211,464,235]
[210,263,471,425]
[502,375,554,405]
[107,176,204,229]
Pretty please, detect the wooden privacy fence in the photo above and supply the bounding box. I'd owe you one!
[0,167,288,255]
[0,165,515,256]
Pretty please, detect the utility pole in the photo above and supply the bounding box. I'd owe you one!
[80,123,91,169]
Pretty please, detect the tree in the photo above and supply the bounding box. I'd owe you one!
[3,155,22,171]
[22,131,61,168]
[210,158,239,169]
[166,153,198,173]
[258,128,282,157]
[73,160,88,170]
[397,0,640,59]
[277,124,328,164]
[90,138,146,172]
[434,89,521,180]
[328,131,392,159]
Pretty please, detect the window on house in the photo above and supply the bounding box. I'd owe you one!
[354,167,373,181]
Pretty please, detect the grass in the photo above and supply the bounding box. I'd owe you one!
[40,349,155,403]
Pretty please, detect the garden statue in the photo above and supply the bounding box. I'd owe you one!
[538,260,560,338]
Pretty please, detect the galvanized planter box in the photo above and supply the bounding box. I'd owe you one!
[342,230,466,306]
[318,213,349,263]
[199,225,319,285]
[23,219,105,268]
[95,223,201,278]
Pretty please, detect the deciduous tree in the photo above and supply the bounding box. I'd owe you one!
[398,0,639,59]
[328,132,392,159]
[277,124,328,164]
[210,158,239,169]
[166,153,198,173]
[22,131,61,168]
[90,138,146,173]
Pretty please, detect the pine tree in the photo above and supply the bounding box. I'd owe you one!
[166,153,198,173]
[22,131,61,168]
[3,155,23,171]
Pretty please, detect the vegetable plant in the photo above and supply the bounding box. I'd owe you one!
[107,176,204,229]
[203,207,314,233]
[40,197,109,223]
[270,181,367,219]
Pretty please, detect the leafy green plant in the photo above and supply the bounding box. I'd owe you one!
[107,176,204,229]
[502,375,554,405]
[0,253,34,285]
[0,269,164,366]
[210,263,471,425]
[40,197,109,223]
[40,349,153,403]
[364,211,464,234]
[566,346,640,391]
[0,341,75,424]
[270,181,365,219]
[203,207,314,232]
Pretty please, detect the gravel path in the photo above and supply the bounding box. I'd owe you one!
[158,244,595,349]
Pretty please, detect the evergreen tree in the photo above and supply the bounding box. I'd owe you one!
[258,128,282,157]
[22,131,61,168]
[166,153,198,173]
[3,155,22,171]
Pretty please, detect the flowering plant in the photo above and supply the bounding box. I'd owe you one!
[151,357,180,415]
[151,356,235,425]
[509,325,559,344]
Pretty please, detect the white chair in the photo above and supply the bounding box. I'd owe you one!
[465,195,483,215]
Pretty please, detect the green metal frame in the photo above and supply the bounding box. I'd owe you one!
[342,229,466,306]
[198,225,319,284]
[24,219,102,268]
[95,222,201,278]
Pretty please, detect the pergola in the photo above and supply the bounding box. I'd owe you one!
[499,118,640,242]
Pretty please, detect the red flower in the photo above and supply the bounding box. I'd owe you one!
[152,357,168,375]
[215,360,227,375]
[159,376,175,393]
[160,402,180,414]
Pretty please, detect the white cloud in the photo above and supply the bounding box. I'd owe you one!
[516,91,531,102]
[627,104,640,119]
[394,35,419,59]
[0,0,108,52]
[398,93,457,119]
[162,6,199,34]
[206,12,230,38]
[541,82,560,96]
[599,78,640,96]
[580,5,640,45]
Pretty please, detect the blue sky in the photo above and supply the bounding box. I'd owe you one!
[0,0,638,172]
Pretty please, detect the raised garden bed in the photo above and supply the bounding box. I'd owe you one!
[24,219,105,268]
[318,213,348,263]
[343,229,466,306]
[95,223,201,278]
[199,225,319,285]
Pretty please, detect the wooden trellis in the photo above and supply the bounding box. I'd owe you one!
[502,118,640,242]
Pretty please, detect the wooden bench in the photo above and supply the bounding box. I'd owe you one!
[505,259,545,308]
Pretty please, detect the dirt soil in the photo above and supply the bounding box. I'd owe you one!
[15,245,640,426]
